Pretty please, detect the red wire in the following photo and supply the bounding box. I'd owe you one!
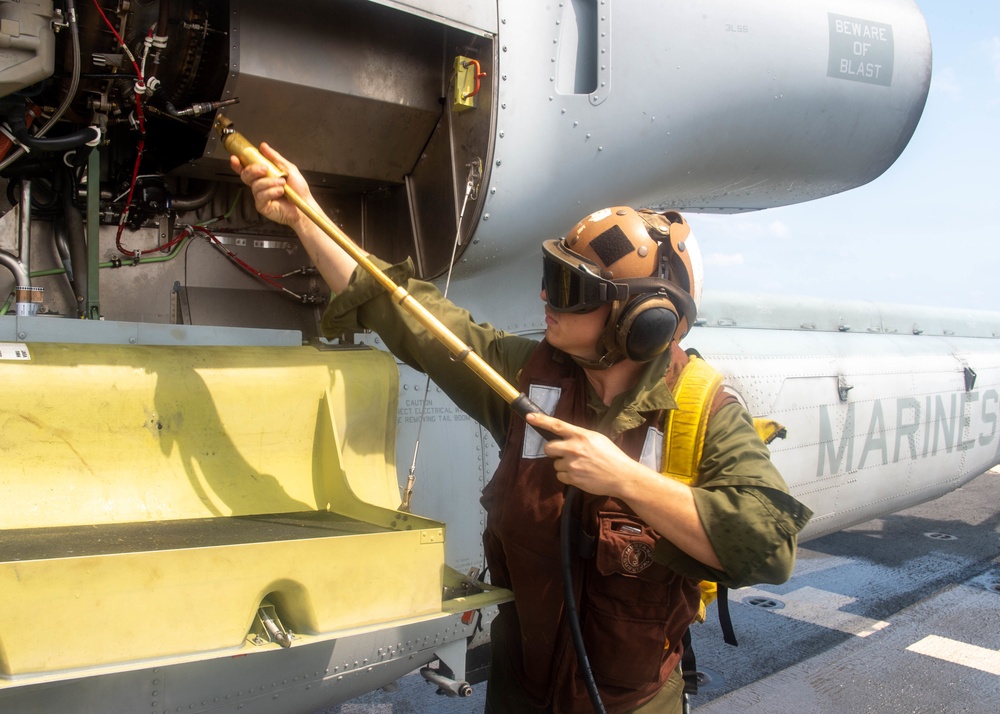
[89,3,291,294]
[91,0,152,255]
[192,226,288,290]
[90,0,143,80]
[90,1,147,133]
[157,225,191,252]
[114,138,146,255]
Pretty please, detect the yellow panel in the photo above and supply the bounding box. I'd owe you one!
[0,525,443,675]
[0,343,401,528]
[0,341,468,678]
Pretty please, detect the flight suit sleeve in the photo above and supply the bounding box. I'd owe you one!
[652,402,813,588]
[320,257,538,447]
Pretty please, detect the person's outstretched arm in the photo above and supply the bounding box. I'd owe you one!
[230,143,359,293]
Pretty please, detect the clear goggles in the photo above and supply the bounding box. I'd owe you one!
[541,240,625,313]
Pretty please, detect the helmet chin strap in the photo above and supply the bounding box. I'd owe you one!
[569,351,619,371]
[569,301,627,370]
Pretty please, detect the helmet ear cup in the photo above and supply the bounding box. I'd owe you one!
[615,294,679,362]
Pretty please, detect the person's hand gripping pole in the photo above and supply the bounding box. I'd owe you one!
[216,115,556,439]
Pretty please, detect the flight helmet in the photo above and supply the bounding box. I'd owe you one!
[541,206,702,367]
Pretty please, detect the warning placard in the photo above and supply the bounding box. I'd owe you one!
[0,342,31,361]
[827,13,894,87]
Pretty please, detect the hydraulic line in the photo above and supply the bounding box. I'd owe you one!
[59,169,88,315]
[198,224,318,303]
[0,251,29,288]
[29,189,229,275]
[169,182,217,213]
[6,112,100,152]
[18,181,31,279]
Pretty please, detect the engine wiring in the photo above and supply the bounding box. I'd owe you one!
[0,3,316,315]
[89,0,154,258]
[194,224,320,303]
[1,186,320,317]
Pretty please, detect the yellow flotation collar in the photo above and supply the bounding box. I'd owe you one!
[659,351,785,625]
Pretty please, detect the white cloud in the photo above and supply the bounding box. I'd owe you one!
[769,220,790,239]
[704,252,744,268]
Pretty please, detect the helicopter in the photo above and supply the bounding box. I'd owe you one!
[1,1,996,712]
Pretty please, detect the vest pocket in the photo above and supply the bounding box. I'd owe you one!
[581,599,670,688]
[594,513,672,589]
[581,512,697,688]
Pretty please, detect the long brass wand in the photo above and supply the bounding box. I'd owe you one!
[215,115,550,427]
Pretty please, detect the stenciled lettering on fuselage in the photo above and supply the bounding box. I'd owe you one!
[827,13,894,87]
[817,389,1000,478]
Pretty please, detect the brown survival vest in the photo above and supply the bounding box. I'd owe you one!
[481,341,731,714]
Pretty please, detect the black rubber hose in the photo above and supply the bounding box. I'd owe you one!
[561,485,607,713]
[8,111,99,152]
[514,392,606,712]
[0,0,82,172]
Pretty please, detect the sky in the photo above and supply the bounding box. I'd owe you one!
[691,1,998,312]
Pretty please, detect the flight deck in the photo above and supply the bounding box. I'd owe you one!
[329,467,1000,714]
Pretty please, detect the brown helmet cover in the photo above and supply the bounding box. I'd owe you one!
[555,207,699,367]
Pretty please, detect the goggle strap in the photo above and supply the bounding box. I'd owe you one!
[615,278,697,323]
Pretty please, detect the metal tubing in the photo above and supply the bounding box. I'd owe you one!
[0,250,29,288]
[18,180,32,279]
[61,172,88,315]
[169,182,217,212]
[419,667,473,697]
[86,143,101,318]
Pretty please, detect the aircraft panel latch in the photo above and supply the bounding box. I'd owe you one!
[964,366,977,392]
[251,602,293,648]
[838,376,854,402]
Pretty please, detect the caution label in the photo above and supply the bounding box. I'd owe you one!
[0,342,30,361]
[827,13,894,87]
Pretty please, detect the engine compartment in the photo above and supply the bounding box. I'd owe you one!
[0,0,492,335]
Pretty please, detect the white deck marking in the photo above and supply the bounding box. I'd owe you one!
[906,635,1000,676]
[736,586,891,637]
